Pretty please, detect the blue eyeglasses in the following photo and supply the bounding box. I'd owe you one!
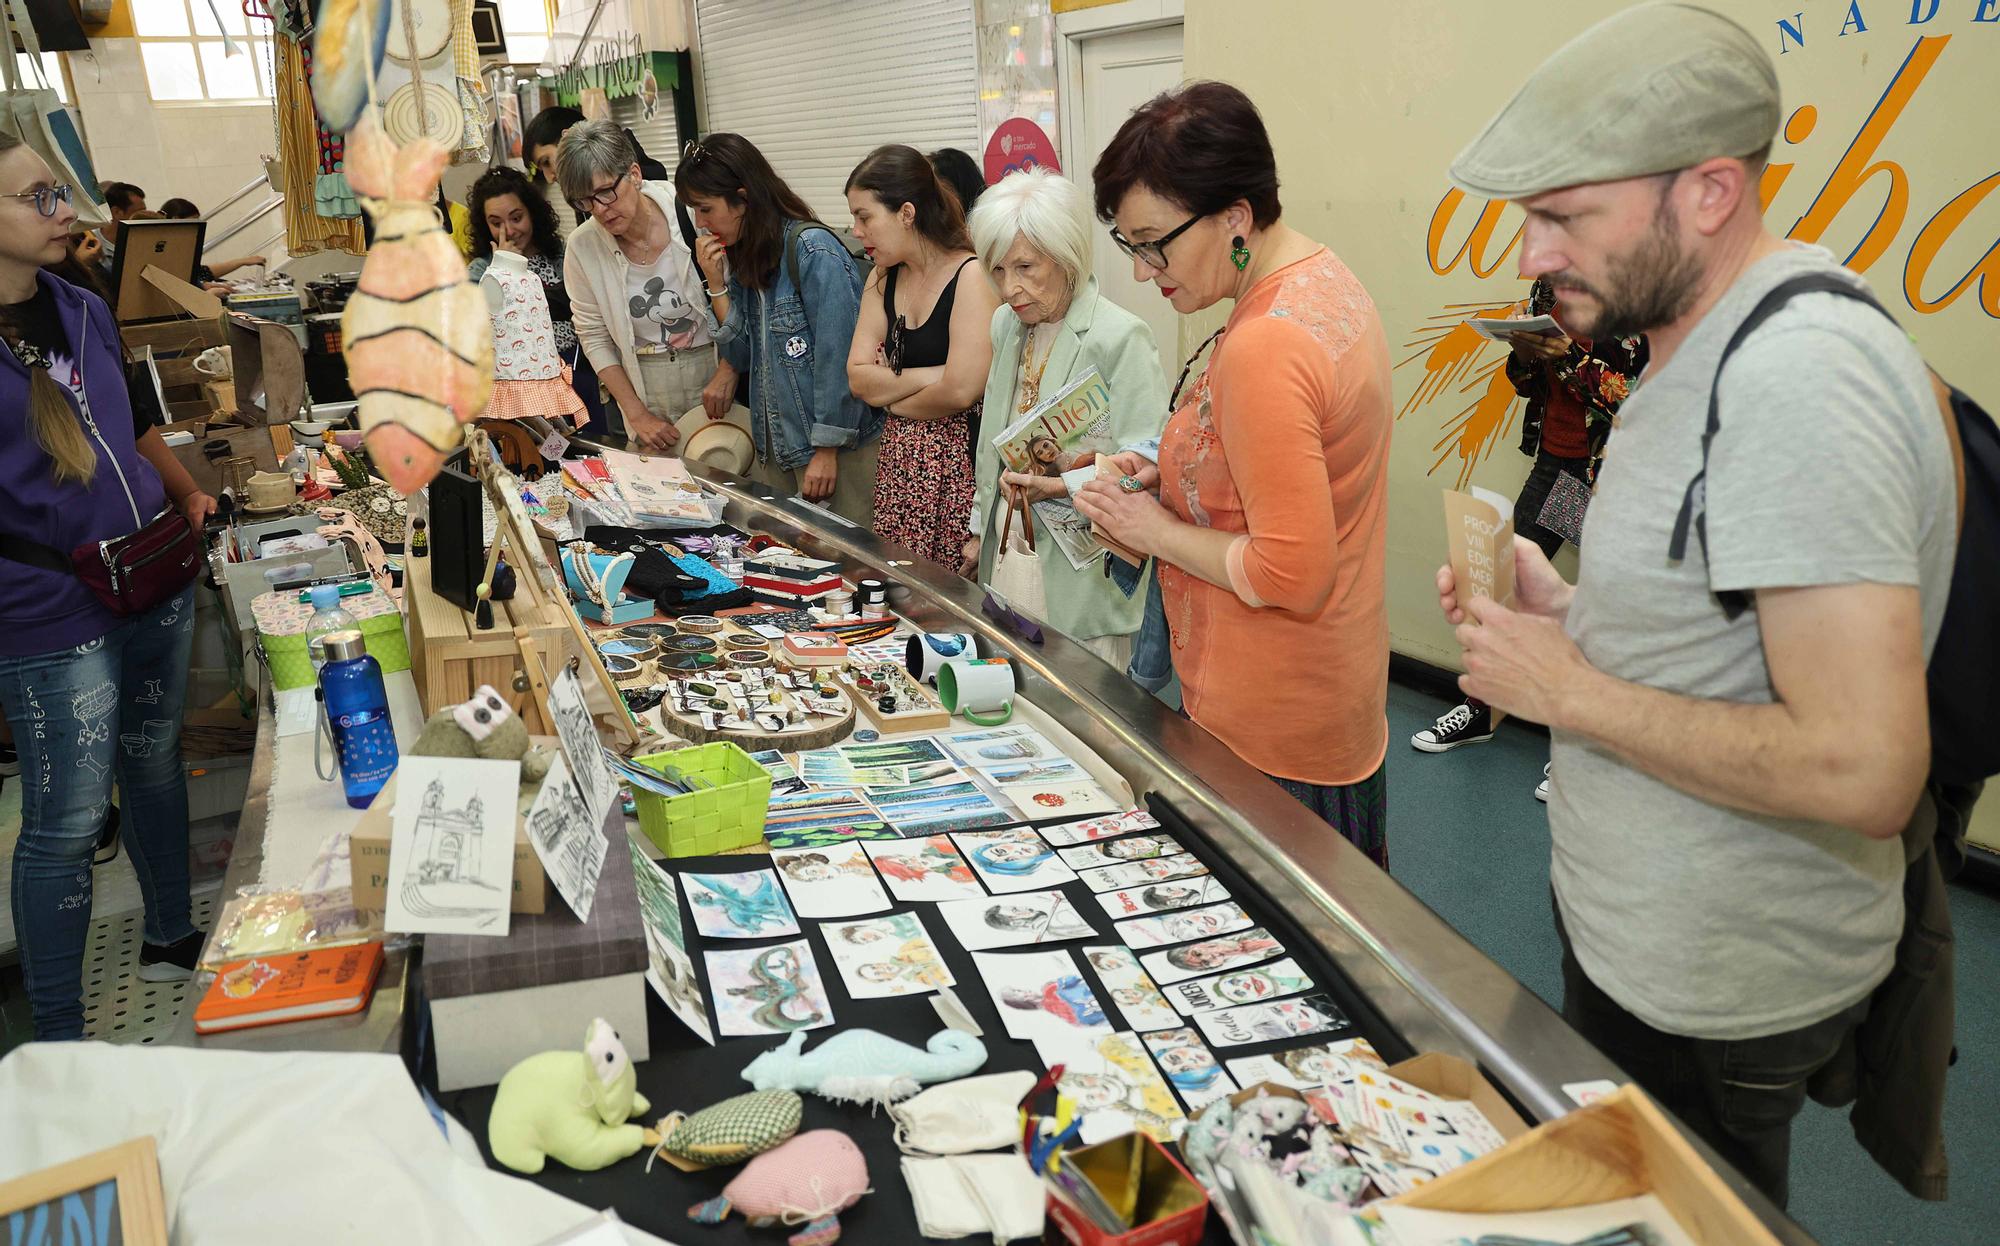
[2,184,73,217]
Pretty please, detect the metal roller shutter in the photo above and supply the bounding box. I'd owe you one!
[694,0,979,227]
[611,89,681,179]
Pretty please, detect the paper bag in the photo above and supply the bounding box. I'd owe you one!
[1443,486,1516,612]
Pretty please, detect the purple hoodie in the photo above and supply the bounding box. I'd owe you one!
[0,271,169,657]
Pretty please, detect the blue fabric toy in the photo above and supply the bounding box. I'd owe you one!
[742,1028,987,1106]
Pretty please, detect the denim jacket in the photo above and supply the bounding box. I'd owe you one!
[711,219,883,472]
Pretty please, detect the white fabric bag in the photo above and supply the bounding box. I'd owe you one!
[0,0,108,227]
[986,486,1047,622]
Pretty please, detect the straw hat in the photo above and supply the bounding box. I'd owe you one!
[674,403,755,476]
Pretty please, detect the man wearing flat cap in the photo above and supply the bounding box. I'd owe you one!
[1434,3,1956,1206]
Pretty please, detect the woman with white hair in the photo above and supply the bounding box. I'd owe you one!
[962,169,1168,665]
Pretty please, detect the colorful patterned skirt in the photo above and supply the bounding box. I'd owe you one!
[871,408,978,568]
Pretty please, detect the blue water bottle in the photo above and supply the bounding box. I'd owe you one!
[319,629,399,808]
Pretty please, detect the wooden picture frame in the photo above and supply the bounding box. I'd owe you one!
[109,219,208,325]
[0,1135,170,1246]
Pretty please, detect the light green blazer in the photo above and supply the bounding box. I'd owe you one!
[972,279,1169,640]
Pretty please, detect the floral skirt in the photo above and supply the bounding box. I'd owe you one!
[872,409,978,568]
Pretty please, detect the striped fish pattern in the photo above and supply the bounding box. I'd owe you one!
[341,117,493,494]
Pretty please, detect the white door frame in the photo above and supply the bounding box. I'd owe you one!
[1054,0,1186,179]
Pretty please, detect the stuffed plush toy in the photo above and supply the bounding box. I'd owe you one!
[688,1130,868,1246]
[488,1018,658,1173]
[411,683,552,782]
[649,1088,804,1171]
[741,1028,987,1106]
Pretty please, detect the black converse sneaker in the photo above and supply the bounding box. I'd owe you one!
[94,804,121,866]
[137,931,206,984]
[1410,702,1495,753]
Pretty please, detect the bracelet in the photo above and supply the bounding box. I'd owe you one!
[704,285,727,298]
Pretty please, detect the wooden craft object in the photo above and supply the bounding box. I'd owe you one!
[405,553,566,736]
[657,660,856,754]
[837,661,952,734]
[0,1136,169,1246]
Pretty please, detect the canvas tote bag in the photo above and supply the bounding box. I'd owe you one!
[1,0,108,227]
[987,486,1048,621]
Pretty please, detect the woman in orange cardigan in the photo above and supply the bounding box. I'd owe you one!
[1076,82,1395,867]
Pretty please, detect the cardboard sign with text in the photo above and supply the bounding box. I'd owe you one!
[1443,486,1516,613]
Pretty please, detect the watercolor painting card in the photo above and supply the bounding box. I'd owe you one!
[1116,900,1256,951]
[628,839,713,1044]
[683,869,801,939]
[772,841,891,919]
[799,749,907,789]
[943,727,1064,767]
[1058,834,1183,871]
[1140,927,1285,986]
[863,834,987,902]
[1039,809,1163,847]
[1093,875,1232,921]
[1142,1027,1239,1111]
[841,735,949,770]
[1224,1037,1386,1091]
[1002,781,1121,823]
[763,789,898,851]
[976,756,1091,789]
[872,759,966,791]
[1193,992,1352,1048]
[820,910,955,999]
[1165,957,1315,1016]
[972,948,1112,1042]
[871,780,1016,837]
[749,749,810,797]
[1082,945,1182,1032]
[953,827,1077,893]
[1079,853,1210,894]
[935,888,1098,951]
[705,939,835,1036]
[383,756,519,936]
[1031,1030,1186,1145]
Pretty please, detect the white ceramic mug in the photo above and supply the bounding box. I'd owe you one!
[192,346,232,377]
[937,657,1014,725]
[906,632,976,685]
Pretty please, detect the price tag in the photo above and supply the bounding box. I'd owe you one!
[539,430,570,460]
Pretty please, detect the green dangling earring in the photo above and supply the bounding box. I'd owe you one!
[1230,235,1251,272]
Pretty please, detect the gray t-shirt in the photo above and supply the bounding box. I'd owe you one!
[1553,244,1953,1041]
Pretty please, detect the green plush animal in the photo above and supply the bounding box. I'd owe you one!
[411,683,552,783]
[488,1018,656,1173]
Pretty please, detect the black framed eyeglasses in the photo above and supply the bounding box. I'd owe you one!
[1108,212,1202,271]
[3,184,73,218]
[568,169,632,215]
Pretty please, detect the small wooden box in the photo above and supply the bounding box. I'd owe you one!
[347,766,552,918]
[1388,1084,1781,1245]
[403,554,573,736]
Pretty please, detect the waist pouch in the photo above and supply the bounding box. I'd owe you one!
[0,508,202,617]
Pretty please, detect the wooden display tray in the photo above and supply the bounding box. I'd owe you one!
[836,661,952,734]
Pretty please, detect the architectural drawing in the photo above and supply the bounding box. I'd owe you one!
[384,756,519,936]
[526,755,608,921]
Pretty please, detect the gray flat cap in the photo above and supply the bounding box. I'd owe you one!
[1449,3,1779,199]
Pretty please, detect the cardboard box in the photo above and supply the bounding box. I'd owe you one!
[1385,1051,1530,1139]
[347,769,551,919]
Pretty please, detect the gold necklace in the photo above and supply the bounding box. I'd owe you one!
[1017,323,1054,412]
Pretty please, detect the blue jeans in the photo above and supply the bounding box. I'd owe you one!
[1126,568,1180,708]
[0,587,198,1039]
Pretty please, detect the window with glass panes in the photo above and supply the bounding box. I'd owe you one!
[136,0,274,103]
[499,0,551,65]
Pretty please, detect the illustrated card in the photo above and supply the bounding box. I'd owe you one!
[749,749,809,797]
[820,910,955,999]
[1193,993,1351,1048]
[705,939,834,1036]
[863,834,987,902]
[1165,957,1314,1016]
[1093,875,1231,921]
[1142,1027,1239,1111]
[628,839,713,1044]
[763,789,897,850]
[799,749,906,789]
[976,757,1090,788]
[772,841,891,919]
[1225,1037,1387,1092]
[523,754,608,922]
[935,888,1098,951]
[1116,900,1255,951]
[872,759,966,791]
[1078,853,1210,893]
[1031,1030,1187,1145]
[547,665,617,829]
[870,780,1016,837]
[971,948,1112,1042]
[683,869,801,939]
[383,756,518,936]
[953,827,1077,893]
[942,726,1064,766]
[1140,927,1284,985]
[840,736,949,769]
[1002,780,1122,823]
[1039,809,1163,847]
[1082,945,1183,1032]
[1057,834,1183,871]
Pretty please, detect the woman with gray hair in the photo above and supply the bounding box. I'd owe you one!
[962,168,1168,665]
[557,120,733,450]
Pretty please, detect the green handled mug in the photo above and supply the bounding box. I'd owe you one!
[937,657,1015,726]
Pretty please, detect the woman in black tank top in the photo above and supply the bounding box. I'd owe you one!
[843,146,999,568]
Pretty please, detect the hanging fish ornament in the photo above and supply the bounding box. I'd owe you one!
[308,0,391,132]
[341,116,494,494]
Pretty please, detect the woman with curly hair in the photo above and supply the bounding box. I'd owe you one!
[466,166,605,431]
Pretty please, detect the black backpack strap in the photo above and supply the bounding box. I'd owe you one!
[783,220,843,293]
[0,532,77,576]
[1669,273,1900,619]
[673,197,699,257]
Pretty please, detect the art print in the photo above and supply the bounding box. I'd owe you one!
[683,869,801,939]
[863,835,986,902]
[872,759,965,790]
[749,748,809,797]
[1058,834,1183,871]
[1193,993,1351,1048]
[976,757,1090,789]
[821,911,955,999]
[1167,957,1315,1016]
[1001,780,1121,822]
[798,749,906,789]
[1116,900,1255,951]
[705,940,834,1036]
[943,727,1063,766]
[1038,809,1162,847]
[870,780,1016,837]
[772,841,891,919]
[523,755,607,922]
[971,948,1111,1042]
[952,827,1076,893]
[1140,927,1284,986]
[840,736,948,770]
[1031,1030,1186,1145]
[1224,1037,1386,1092]
[1082,945,1182,1032]
[935,888,1097,951]
[628,839,713,1043]
[383,756,519,936]
[1092,876,1231,920]
[1142,1027,1239,1111]
[763,789,897,850]
[547,665,617,829]
[1079,853,1211,894]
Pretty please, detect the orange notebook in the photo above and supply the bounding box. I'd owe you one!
[193,942,385,1034]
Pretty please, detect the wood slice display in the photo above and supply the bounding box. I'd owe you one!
[657,668,856,753]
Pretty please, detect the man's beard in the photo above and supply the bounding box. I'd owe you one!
[1553,192,1704,340]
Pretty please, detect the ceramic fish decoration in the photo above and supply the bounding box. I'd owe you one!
[341,117,493,494]
[308,0,390,132]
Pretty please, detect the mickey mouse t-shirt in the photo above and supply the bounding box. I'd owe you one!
[622,243,713,354]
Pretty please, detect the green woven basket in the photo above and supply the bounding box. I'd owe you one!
[264,613,411,690]
[632,742,773,857]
